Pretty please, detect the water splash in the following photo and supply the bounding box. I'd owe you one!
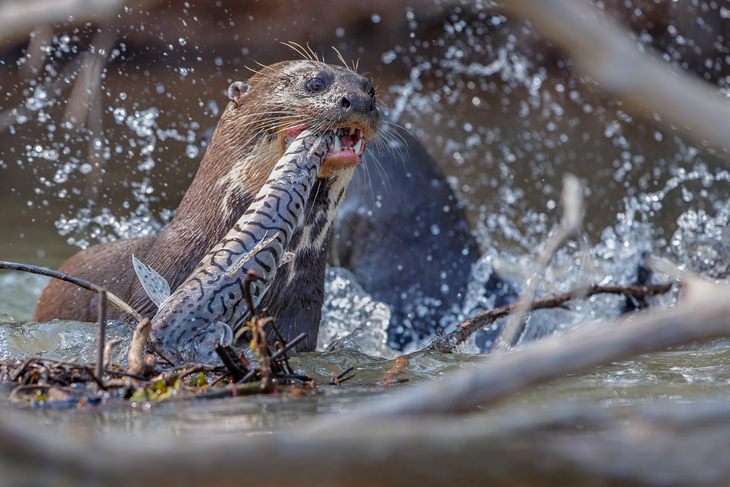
[318,267,392,357]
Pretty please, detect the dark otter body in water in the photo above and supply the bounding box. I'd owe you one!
[333,127,514,351]
[35,59,380,352]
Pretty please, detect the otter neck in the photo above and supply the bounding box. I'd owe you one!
[172,122,270,237]
[288,170,353,261]
[255,169,354,350]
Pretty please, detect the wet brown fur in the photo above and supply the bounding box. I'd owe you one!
[34,59,380,349]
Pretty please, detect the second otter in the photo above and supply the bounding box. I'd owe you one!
[34,60,381,353]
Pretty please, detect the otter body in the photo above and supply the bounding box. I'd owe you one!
[35,59,380,352]
[334,127,514,351]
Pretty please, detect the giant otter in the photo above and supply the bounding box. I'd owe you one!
[35,59,381,352]
[35,58,513,355]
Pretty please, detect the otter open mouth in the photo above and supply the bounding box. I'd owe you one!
[283,125,367,175]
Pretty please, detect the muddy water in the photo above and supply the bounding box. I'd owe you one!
[0,2,729,436]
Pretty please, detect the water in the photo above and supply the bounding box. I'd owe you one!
[1,2,729,436]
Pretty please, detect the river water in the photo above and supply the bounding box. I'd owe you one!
[0,2,729,437]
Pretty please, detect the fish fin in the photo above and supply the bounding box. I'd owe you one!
[132,254,171,308]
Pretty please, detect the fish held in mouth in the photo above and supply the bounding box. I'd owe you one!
[285,125,367,175]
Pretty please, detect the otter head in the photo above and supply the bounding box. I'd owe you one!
[217,60,380,195]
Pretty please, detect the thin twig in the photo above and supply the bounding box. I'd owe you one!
[494,174,584,351]
[102,338,122,368]
[126,318,151,376]
[95,290,107,385]
[331,366,355,385]
[0,261,141,321]
[428,283,673,353]
[269,333,307,362]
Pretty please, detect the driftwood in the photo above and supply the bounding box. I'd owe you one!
[309,273,729,424]
[1,385,730,486]
[504,0,730,155]
[428,282,673,352]
[0,265,726,486]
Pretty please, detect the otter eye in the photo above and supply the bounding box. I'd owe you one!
[306,78,327,93]
[367,85,375,97]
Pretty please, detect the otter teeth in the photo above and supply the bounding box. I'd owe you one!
[354,139,363,155]
[333,135,342,153]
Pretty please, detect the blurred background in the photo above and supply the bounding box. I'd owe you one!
[0,0,728,310]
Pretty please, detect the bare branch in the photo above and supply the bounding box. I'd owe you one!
[504,0,730,155]
[0,260,141,321]
[428,282,672,352]
[126,318,151,376]
[494,174,584,351]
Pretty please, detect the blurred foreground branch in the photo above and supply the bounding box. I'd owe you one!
[504,0,730,155]
[0,0,122,45]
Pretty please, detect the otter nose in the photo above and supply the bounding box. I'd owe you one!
[340,94,376,114]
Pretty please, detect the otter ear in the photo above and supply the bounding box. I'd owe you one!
[227,81,250,107]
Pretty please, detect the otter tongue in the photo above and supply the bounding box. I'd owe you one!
[339,133,354,150]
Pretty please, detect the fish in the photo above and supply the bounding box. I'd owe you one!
[133,130,334,364]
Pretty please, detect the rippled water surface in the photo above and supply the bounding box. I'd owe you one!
[1,1,730,435]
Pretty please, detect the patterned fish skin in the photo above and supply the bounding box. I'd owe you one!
[150,130,334,364]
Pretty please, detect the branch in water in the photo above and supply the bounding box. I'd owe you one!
[494,174,585,352]
[0,260,141,321]
[428,283,673,353]
[503,0,730,156]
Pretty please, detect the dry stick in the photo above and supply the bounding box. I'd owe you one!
[20,25,54,78]
[103,338,123,367]
[126,318,151,376]
[307,275,730,428]
[428,282,673,352]
[0,261,141,321]
[269,333,308,362]
[0,261,177,367]
[494,174,584,351]
[503,0,730,156]
[95,290,107,384]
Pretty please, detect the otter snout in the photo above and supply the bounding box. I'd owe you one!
[340,93,377,114]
